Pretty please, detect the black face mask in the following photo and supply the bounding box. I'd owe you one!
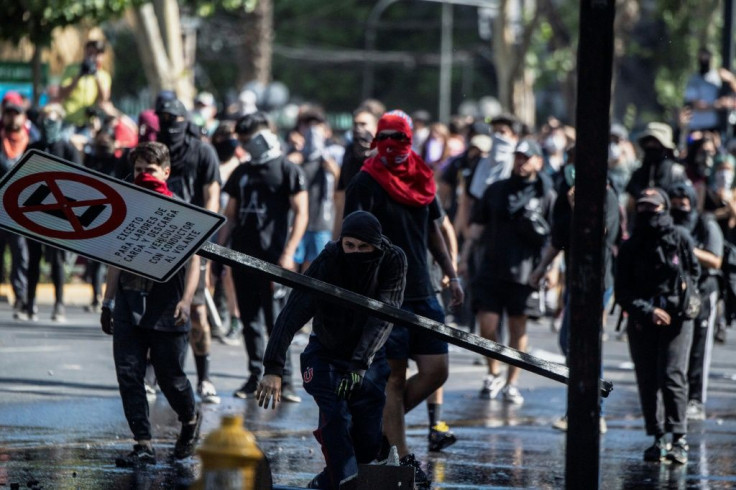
[699,60,710,76]
[636,210,674,235]
[642,147,667,166]
[159,120,187,148]
[214,139,238,162]
[671,207,697,231]
[337,247,384,294]
[352,128,374,158]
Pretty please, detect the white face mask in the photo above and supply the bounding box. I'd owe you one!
[544,134,566,154]
[244,130,282,165]
[716,169,735,190]
[608,142,622,164]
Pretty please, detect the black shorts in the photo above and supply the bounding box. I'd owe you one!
[472,279,535,317]
[385,296,448,359]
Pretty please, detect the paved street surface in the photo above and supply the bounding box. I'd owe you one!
[1,297,735,489]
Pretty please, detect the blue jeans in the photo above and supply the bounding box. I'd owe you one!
[300,340,390,489]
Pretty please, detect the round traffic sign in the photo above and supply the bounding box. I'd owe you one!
[3,172,127,239]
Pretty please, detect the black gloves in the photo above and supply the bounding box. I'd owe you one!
[101,306,113,335]
[336,371,363,401]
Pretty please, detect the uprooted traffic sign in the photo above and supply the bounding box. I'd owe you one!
[0,150,225,282]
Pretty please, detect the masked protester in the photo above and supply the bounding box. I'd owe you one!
[461,139,556,407]
[26,104,81,322]
[218,111,308,403]
[209,122,245,344]
[626,122,687,211]
[345,111,464,487]
[334,106,380,238]
[668,183,724,421]
[101,142,201,467]
[154,96,222,405]
[255,211,407,490]
[684,47,726,133]
[616,187,700,465]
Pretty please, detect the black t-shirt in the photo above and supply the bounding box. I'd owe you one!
[471,174,556,285]
[223,156,307,262]
[299,156,335,232]
[344,171,442,300]
[167,131,220,207]
[115,265,189,332]
[337,142,368,191]
[550,184,620,290]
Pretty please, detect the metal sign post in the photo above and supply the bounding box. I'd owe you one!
[567,0,616,487]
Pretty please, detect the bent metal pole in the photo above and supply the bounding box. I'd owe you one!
[198,242,613,397]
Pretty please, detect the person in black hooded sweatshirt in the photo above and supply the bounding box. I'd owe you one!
[667,182,723,421]
[616,187,700,465]
[256,211,407,490]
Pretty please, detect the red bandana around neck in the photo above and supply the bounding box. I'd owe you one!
[362,113,436,207]
[135,172,174,197]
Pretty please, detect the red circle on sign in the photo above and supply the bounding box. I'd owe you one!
[3,172,127,239]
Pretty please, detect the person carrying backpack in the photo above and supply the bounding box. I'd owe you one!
[615,187,700,465]
[668,183,724,421]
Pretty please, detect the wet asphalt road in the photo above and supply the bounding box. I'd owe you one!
[1,301,735,489]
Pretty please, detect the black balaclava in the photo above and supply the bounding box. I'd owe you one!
[338,211,385,293]
[635,188,675,237]
[668,182,699,232]
[159,118,187,149]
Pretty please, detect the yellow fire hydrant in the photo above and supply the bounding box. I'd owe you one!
[191,414,265,490]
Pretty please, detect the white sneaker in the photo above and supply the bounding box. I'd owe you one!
[479,374,505,399]
[197,379,221,404]
[501,384,524,405]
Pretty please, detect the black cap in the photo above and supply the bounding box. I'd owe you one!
[155,97,186,117]
[340,211,383,250]
[637,188,667,208]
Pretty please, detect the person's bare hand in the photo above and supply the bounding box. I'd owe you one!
[256,375,282,410]
[448,280,464,308]
[652,308,671,327]
[174,301,191,326]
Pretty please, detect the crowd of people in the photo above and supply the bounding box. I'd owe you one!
[2,39,736,487]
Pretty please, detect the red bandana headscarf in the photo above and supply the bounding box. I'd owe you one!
[361,113,436,207]
[135,172,173,197]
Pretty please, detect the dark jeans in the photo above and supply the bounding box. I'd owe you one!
[27,241,65,309]
[113,314,196,441]
[0,230,27,305]
[688,277,719,403]
[301,340,390,489]
[232,269,293,385]
[627,318,693,436]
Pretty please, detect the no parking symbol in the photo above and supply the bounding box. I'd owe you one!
[3,171,127,239]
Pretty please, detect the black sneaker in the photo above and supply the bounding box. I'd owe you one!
[51,303,66,322]
[428,421,457,452]
[115,444,156,467]
[174,411,202,459]
[400,453,431,489]
[233,375,259,399]
[281,384,302,403]
[643,436,667,462]
[667,437,688,465]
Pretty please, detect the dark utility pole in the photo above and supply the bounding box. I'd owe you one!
[723,0,734,71]
[566,0,615,487]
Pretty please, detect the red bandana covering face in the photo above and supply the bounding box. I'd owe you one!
[361,114,436,207]
[134,171,174,197]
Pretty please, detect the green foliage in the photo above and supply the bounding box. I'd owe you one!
[0,0,140,46]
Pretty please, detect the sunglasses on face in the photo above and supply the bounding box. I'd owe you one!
[376,132,408,142]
